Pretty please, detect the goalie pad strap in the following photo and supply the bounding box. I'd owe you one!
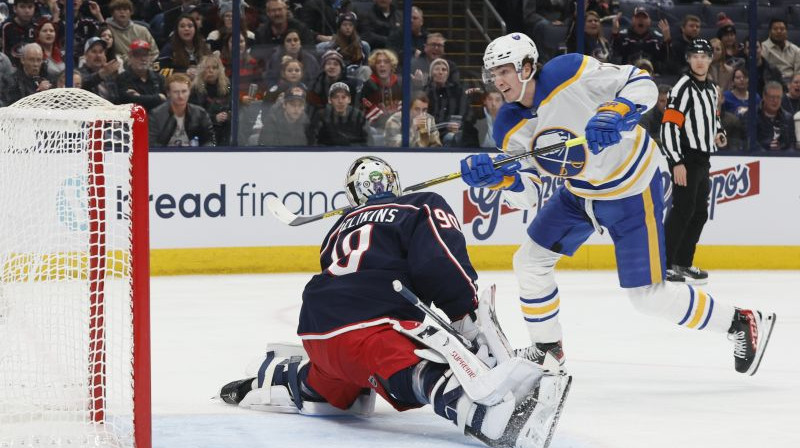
[257,351,275,388]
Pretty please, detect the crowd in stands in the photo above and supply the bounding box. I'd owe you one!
[0,0,797,151]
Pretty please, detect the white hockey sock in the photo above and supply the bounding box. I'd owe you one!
[513,238,563,343]
[627,282,735,333]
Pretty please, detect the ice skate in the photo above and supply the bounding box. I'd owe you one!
[665,267,685,283]
[515,342,565,373]
[673,265,708,285]
[727,309,776,375]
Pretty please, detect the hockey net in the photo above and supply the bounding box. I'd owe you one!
[0,89,150,447]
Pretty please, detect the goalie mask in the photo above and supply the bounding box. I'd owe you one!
[345,156,402,206]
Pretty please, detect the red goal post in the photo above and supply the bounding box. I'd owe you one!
[0,89,151,448]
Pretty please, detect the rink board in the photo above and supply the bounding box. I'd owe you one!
[144,151,799,274]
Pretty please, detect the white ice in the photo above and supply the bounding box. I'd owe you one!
[152,271,800,448]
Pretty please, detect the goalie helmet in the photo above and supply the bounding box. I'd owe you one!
[345,156,401,206]
[482,33,539,85]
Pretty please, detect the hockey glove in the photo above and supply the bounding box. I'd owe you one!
[585,97,643,155]
[460,153,524,192]
[452,312,497,368]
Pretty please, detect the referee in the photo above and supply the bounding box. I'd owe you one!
[660,39,726,285]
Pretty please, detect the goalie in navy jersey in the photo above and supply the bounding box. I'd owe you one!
[218,156,571,448]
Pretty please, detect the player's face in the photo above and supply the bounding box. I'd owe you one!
[168,82,190,108]
[490,63,524,102]
[688,53,711,75]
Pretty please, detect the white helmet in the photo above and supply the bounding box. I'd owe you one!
[345,156,402,206]
[483,33,539,102]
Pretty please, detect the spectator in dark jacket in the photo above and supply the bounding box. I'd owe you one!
[307,50,359,111]
[313,82,368,146]
[667,14,701,75]
[190,54,232,146]
[254,0,315,60]
[157,13,211,79]
[358,0,402,50]
[79,37,121,102]
[387,5,427,61]
[2,43,50,106]
[118,39,166,111]
[409,33,460,88]
[149,73,215,146]
[259,85,312,146]
[611,7,670,74]
[757,81,796,151]
[640,83,670,147]
[424,58,467,146]
[317,12,370,68]
[1,0,37,66]
[265,29,320,87]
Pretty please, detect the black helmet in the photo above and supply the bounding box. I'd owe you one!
[686,39,713,57]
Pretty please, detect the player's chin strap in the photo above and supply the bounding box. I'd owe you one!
[514,69,536,104]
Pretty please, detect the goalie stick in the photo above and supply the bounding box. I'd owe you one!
[265,136,587,226]
[391,280,474,350]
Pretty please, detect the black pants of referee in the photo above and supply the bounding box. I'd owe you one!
[664,153,711,268]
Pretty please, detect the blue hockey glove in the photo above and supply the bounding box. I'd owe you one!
[460,153,524,192]
[585,97,643,155]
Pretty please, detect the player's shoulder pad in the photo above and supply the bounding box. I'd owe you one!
[493,102,535,149]
[533,53,588,107]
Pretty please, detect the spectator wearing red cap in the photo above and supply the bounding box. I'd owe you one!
[317,12,370,68]
[611,7,671,74]
[79,36,120,102]
[149,73,215,147]
[106,0,159,63]
[118,39,166,112]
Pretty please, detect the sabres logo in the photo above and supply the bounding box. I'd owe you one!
[532,129,587,178]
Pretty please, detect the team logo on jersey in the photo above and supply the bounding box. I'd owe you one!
[532,129,586,178]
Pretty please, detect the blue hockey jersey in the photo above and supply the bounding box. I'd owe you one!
[297,192,479,339]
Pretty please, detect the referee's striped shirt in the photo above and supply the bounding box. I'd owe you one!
[660,74,723,164]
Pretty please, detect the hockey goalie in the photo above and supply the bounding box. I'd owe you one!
[217,156,571,448]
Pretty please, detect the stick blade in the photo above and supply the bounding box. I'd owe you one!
[265,196,300,225]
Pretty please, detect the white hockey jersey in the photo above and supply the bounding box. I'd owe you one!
[494,54,663,210]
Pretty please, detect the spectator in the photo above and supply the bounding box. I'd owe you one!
[312,81,368,146]
[359,0,402,50]
[757,81,796,151]
[668,14,701,75]
[634,58,654,75]
[723,68,759,121]
[640,83,670,147]
[79,37,120,102]
[708,38,733,92]
[157,12,210,79]
[717,86,745,151]
[424,58,467,146]
[361,48,402,132]
[317,12,370,69]
[307,49,358,111]
[97,24,124,69]
[461,87,505,148]
[761,18,800,84]
[295,0,338,42]
[717,24,744,70]
[1,0,37,66]
[118,39,166,112]
[782,73,800,116]
[409,33,460,87]
[35,19,64,82]
[73,0,105,65]
[744,40,783,94]
[106,0,160,64]
[150,73,215,146]
[220,30,263,145]
[567,10,611,63]
[258,85,312,146]
[206,2,255,52]
[384,91,441,147]
[190,54,232,146]
[387,6,427,61]
[56,69,82,89]
[611,7,670,74]
[2,43,49,106]
[265,29,320,87]
[254,0,315,58]
[263,55,307,104]
[0,52,15,85]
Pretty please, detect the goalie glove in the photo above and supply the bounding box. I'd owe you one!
[585,97,644,155]
[452,312,497,368]
[460,153,524,192]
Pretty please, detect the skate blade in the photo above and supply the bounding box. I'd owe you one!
[747,312,776,376]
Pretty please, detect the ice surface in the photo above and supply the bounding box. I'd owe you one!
[151,271,800,448]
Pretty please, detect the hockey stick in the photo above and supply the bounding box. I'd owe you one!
[391,280,474,350]
[265,136,587,226]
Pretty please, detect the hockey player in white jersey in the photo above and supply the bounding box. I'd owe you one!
[459,32,775,376]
